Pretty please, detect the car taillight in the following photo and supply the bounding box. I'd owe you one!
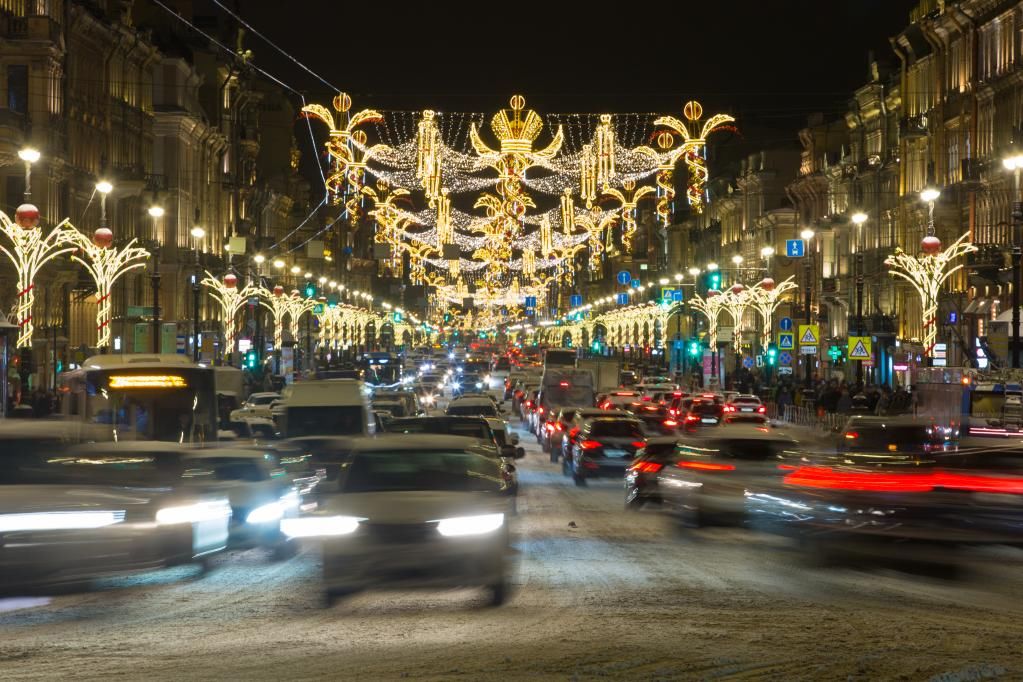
[641,396,652,401]
[579,440,602,450]
[537,407,545,415]
[844,431,858,440]
[684,414,700,423]
[525,400,532,408]
[555,423,564,431]
[678,461,736,471]
[630,461,664,474]
[668,408,678,416]
[631,441,646,448]
[757,405,766,413]
[664,419,678,427]
[569,427,580,439]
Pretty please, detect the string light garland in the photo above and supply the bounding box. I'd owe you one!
[71,229,150,349]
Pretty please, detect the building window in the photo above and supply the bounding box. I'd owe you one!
[7,64,28,114]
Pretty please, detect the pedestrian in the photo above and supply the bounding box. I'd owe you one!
[875,387,891,415]
[836,387,853,414]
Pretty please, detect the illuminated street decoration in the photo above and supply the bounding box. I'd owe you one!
[690,290,726,357]
[202,272,261,362]
[71,229,150,349]
[602,180,656,252]
[285,290,317,347]
[259,285,291,351]
[574,207,620,271]
[748,276,799,347]
[884,232,976,358]
[720,283,754,357]
[0,206,78,348]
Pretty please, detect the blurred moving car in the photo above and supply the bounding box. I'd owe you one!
[626,402,679,436]
[283,435,514,606]
[230,392,281,426]
[0,437,231,592]
[275,379,374,438]
[370,390,423,418]
[598,390,642,410]
[566,416,646,486]
[681,397,725,430]
[838,415,954,454]
[625,426,798,525]
[447,396,502,418]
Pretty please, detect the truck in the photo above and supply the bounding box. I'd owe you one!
[577,358,622,391]
[536,369,596,432]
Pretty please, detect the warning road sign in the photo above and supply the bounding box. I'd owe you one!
[848,336,872,360]
[778,332,794,350]
[798,324,819,346]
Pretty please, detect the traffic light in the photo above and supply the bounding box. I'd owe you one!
[828,344,843,363]
[766,343,778,366]
[706,271,721,290]
[304,282,316,298]
[244,349,258,370]
[687,339,702,357]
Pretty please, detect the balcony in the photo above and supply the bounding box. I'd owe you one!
[899,115,928,139]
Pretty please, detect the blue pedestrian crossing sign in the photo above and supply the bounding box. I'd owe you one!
[778,332,794,350]
[617,271,632,285]
[779,317,793,331]
[785,239,806,257]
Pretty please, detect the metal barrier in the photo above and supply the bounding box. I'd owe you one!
[778,404,846,433]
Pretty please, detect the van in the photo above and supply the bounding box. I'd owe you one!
[275,379,375,438]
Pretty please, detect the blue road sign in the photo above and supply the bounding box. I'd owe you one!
[524,296,537,308]
[779,351,793,366]
[617,271,632,285]
[672,290,683,302]
[742,356,754,369]
[778,332,794,350]
[631,279,641,289]
[779,317,793,331]
[785,239,806,257]
[569,294,583,307]
[616,293,630,305]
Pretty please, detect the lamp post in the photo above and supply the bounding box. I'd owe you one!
[1003,155,1023,368]
[921,185,942,365]
[190,225,205,361]
[148,205,163,355]
[851,211,868,385]
[253,254,266,366]
[800,228,815,388]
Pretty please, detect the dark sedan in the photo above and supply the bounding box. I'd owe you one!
[566,417,646,486]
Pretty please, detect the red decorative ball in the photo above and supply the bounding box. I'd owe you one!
[224,274,238,289]
[921,235,942,254]
[14,203,39,228]
[708,289,722,298]
[92,227,113,247]
[760,277,776,291]
[273,285,284,297]
[730,283,746,295]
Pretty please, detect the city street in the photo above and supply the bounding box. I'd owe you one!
[2,406,1022,680]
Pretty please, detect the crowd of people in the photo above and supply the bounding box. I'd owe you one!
[770,378,917,417]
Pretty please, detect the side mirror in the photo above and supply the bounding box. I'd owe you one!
[510,433,520,445]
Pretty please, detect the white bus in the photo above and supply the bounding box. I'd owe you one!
[60,355,217,443]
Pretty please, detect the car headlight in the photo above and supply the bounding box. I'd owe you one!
[280,515,364,538]
[156,501,232,525]
[451,382,461,390]
[475,382,483,389]
[424,394,436,405]
[435,513,504,537]
[246,501,284,524]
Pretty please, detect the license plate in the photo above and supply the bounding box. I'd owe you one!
[701,418,717,424]
[605,449,627,457]
[741,408,753,412]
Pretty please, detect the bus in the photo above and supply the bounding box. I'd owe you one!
[61,354,217,443]
[358,351,403,387]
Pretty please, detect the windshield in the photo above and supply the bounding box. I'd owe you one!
[447,403,498,417]
[3,452,185,487]
[590,421,643,438]
[250,395,277,406]
[543,385,594,407]
[341,450,504,493]
[287,406,365,437]
[389,420,493,443]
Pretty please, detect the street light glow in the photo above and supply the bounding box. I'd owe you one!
[18,148,40,163]
[706,262,719,271]
[254,254,266,264]
[304,272,313,279]
[731,254,743,265]
[920,187,941,203]
[1004,154,1023,170]
[851,211,868,225]
[290,265,301,275]
[318,276,327,284]
[272,259,285,269]
[147,206,164,218]
[688,267,701,277]
[190,226,206,240]
[96,180,113,195]
[760,246,775,258]
[800,228,815,240]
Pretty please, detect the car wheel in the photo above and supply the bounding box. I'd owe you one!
[197,554,217,576]
[573,472,587,487]
[323,587,357,608]
[485,577,509,607]
[625,488,644,510]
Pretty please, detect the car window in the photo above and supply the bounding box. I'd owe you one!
[589,421,643,438]
[448,404,498,417]
[36,452,185,487]
[341,450,504,493]
[189,457,267,482]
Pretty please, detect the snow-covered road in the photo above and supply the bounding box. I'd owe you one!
[2,416,1023,680]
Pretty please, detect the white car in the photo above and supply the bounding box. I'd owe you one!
[230,392,281,423]
[447,396,502,418]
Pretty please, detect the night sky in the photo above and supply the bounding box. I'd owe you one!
[238,0,918,133]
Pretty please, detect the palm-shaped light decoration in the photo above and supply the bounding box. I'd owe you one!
[0,205,78,348]
[202,272,260,364]
[690,288,726,359]
[720,283,755,358]
[300,92,389,224]
[285,289,318,349]
[748,276,799,347]
[71,227,150,349]
[884,232,976,358]
[259,284,291,352]
[574,207,620,272]
[602,180,656,252]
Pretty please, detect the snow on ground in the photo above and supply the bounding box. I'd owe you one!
[2,386,1022,680]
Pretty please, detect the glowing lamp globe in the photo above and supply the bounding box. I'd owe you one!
[920,235,942,255]
[273,285,284,297]
[730,283,746,295]
[760,277,776,291]
[224,273,238,289]
[14,203,40,228]
[92,227,114,247]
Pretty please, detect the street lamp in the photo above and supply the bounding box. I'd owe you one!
[272,258,285,271]
[18,147,40,202]
[290,265,301,276]
[688,267,701,278]
[851,211,868,227]
[707,262,719,271]
[731,254,743,266]
[190,225,206,361]
[799,228,816,389]
[253,253,266,266]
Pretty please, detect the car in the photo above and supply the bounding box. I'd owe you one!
[519,389,541,423]
[542,407,580,459]
[230,392,281,425]
[283,435,514,606]
[447,396,502,418]
[371,399,407,419]
[681,398,725,430]
[626,425,799,525]
[493,357,511,372]
[625,401,679,436]
[0,436,232,592]
[619,370,638,386]
[566,416,647,486]
[371,390,423,418]
[723,394,768,423]
[559,407,632,460]
[838,415,952,454]
[598,390,643,410]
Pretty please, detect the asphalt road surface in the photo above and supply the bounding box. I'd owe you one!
[2,388,1022,680]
